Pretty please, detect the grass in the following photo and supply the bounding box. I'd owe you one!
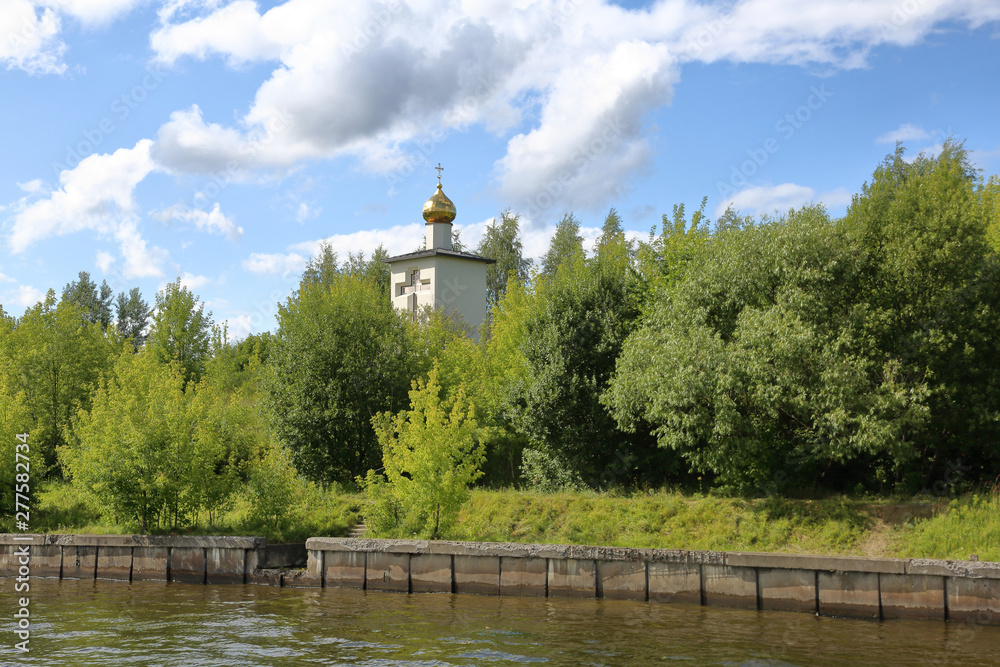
[17,480,364,544]
[14,482,999,563]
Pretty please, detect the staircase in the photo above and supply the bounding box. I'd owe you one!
[347,522,367,538]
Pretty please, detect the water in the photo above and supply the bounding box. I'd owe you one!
[2,578,999,666]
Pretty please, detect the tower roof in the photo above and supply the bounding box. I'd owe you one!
[422,163,456,224]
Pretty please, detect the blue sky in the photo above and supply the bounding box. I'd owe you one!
[2,0,999,338]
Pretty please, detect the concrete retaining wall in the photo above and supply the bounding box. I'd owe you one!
[306,537,1000,625]
[3,534,997,625]
[0,534,288,584]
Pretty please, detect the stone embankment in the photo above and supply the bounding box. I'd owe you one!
[2,534,997,625]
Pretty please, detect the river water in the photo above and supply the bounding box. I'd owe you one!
[2,578,999,666]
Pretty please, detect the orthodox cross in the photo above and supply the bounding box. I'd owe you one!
[435,163,444,184]
[400,269,430,313]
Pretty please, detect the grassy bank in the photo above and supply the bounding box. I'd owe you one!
[15,483,1000,563]
[448,488,1000,562]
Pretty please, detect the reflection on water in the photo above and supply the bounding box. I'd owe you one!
[1,577,999,666]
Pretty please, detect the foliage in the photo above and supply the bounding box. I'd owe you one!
[510,231,647,489]
[267,273,410,484]
[115,287,150,350]
[539,212,585,277]
[608,143,1000,494]
[62,271,114,330]
[888,489,1000,562]
[477,209,532,311]
[2,291,120,474]
[62,351,193,531]
[361,364,484,538]
[241,443,301,533]
[147,279,213,387]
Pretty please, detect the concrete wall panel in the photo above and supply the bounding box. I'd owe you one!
[597,560,646,601]
[324,551,366,589]
[818,571,880,619]
[500,557,547,597]
[96,546,132,581]
[647,562,701,605]
[170,547,206,584]
[411,554,452,593]
[703,565,757,610]
[455,554,499,596]
[947,577,1000,624]
[881,573,945,620]
[62,546,96,580]
[207,548,246,585]
[548,558,596,598]
[366,552,410,592]
[132,547,168,581]
[759,568,815,613]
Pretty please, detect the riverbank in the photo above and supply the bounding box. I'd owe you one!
[19,483,1000,562]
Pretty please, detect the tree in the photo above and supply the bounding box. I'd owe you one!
[62,351,193,531]
[62,271,113,329]
[3,291,120,474]
[510,230,646,488]
[146,279,213,387]
[361,363,483,538]
[594,208,629,258]
[300,242,340,290]
[266,273,411,484]
[606,141,1000,495]
[477,210,531,312]
[540,213,584,277]
[115,287,150,350]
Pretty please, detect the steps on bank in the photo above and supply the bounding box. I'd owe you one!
[348,522,367,538]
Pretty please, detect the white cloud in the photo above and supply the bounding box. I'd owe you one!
[155,202,243,241]
[178,272,210,291]
[715,183,855,217]
[242,251,307,276]
[0,1,65,74]
[17,179,44,193]
[8,140,167,279]
[876,123,931,144]
[0,273,17,283]
[295,202,319,223]
[12,285,45,308]
[147,0,1000,216]
[95,250,114,273]
[0,0,142,74]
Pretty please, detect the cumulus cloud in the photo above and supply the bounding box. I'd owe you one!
[155,202,244,241]
[8,140,167,278]
[715,183,855,217]
[144,0,1000,217]
[0,0,141,74]
[876,123,931,144]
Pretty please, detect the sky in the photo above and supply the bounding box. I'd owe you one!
[1,0,999,339]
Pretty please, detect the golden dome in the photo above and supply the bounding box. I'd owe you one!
[422,182,456,224]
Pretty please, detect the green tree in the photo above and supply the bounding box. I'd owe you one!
[3,291,119,474]
[115,287,150,350]
[540,213,584,277]
[477,210,532,312]
[147,279,213,387]
[511,230,646,488]
[62,271,113,329]
[361,363,483,538]
[62,351,193,531]
[266,273,411,484]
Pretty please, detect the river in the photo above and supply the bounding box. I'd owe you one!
[2,577,999,665]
